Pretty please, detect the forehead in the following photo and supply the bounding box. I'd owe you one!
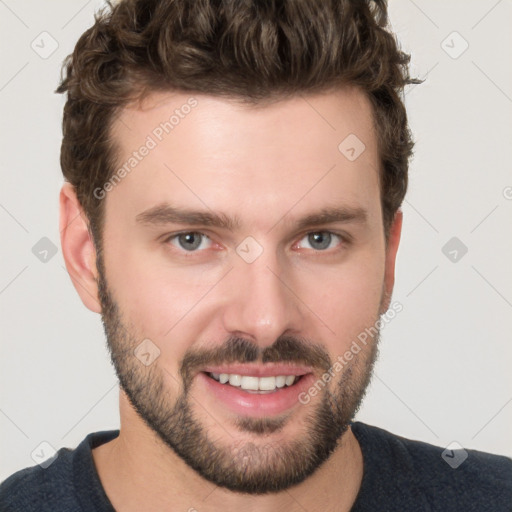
[106,88,381,230]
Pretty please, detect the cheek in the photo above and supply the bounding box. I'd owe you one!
[301,253,385,347]
[104,242,222,343]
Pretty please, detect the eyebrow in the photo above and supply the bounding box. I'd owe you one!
[292,206,367,232]
[135,203,367,231]
[136,204,240,230]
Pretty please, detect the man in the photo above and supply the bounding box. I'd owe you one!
[1,0,510,510]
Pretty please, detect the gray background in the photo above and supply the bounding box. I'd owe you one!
[1,0,511,479]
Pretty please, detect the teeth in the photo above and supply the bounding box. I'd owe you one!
[229,374,242,386]
[258,376,276,391]
[209,372,299,391]
[240,376,259,390]
[275,376,286,388]
[285,375,295,386]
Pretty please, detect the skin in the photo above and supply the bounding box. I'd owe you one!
[59,87,402,512]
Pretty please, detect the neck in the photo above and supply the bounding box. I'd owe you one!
[92,391,363,512]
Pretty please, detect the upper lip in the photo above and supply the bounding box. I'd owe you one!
[201,363,314,378]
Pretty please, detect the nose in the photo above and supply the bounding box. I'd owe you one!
[220,251,304,349]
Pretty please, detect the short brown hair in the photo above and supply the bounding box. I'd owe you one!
[57,0,418,248]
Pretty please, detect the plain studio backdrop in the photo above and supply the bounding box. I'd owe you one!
[1,1,511,480]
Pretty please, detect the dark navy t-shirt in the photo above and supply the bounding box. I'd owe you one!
[1,422,511,511]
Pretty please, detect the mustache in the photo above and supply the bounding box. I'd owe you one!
[180,335,332,390]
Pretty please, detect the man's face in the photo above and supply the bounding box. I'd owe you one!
[95,88,398,493]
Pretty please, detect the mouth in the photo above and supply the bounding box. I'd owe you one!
[197,364,316,417]
[204,371,305,394]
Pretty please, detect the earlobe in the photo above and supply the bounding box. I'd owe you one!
[59,183,102,313]
[380,210,403,314]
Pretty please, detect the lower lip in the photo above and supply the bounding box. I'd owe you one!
[197,372,316,417]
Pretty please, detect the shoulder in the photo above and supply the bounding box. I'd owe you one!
[0,448,75,511]
[351,422,512,511]
[0,430,119,512]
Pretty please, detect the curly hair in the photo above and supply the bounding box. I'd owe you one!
[56,0,419,248]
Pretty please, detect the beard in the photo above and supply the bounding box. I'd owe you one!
[96,253,380,494]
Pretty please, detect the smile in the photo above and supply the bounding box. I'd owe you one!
[197,365,316,417]
[206,372,303,393]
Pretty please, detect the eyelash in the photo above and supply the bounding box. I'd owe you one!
[163,230,347,254]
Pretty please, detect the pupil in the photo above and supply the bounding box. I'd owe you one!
[179,232,201,250]
[308,232,331,250]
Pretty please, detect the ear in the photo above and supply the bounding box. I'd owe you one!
[59,183,101,313]
[380,210,403,314]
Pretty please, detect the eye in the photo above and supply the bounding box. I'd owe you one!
[296,231,342,251]
[167,232,212,252]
